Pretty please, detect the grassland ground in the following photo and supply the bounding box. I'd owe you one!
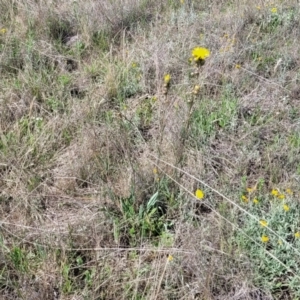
[1,0,300,299]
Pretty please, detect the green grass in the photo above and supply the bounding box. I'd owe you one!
[1,0,300,299]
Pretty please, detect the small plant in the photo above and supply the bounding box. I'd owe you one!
[9,246,31,273]
[107,191,167,246]
[189,92,238,145]
[136,96,156,132]
[235,187,300,296]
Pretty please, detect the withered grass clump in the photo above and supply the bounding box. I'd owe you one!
[1,0,300,299]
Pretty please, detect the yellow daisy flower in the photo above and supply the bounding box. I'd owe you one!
[261,235,269,243]
[241,195,248,203]
[283,204,290,212]
[191,47,210,62]
[271,7,277,13]
[195,189,204,200]
[294,232,300,238]
[260,220,268,227]
[271,189,279,196]
[246,187,255,193]
[193,85,201,95]
[167,254,173,261]
[164,74,171,84]
[286,188,292,195]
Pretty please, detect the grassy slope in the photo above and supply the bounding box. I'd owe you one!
[1,0,300,299]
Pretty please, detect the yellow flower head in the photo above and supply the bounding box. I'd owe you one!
[241,195,248,203]
[194,85,200,91]
[277,194,285,199]
[191,47,210,62]
[286,188,292,195]
[246,186,255,193]
[195,189,204,200]
[261,235,269,243]
[0,28,7,34]
[193,85,201,95]
[253,198,259,204]
[167,254,173,261]
[271,7,277,13]
[153,167,158,174]
[294,232,300,238]
[260,220,268,227]
[271,189,279,196]
[283,204,290,212]
[164,74,171,84]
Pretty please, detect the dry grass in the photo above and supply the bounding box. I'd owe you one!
[1,0,300,299]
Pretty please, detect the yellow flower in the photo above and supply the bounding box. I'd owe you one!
[164,74,171,84]
[195,189,204,200]
[253,198,259,204]
[180,0,184,3]
[246,186,255,193]
[193,85,201,94]
[260,220,268,227]
[241,195,248,203]
[271,189,279,196]
[256,6,261,10]
[131,62,137,68]
[235,64,241,69]
[278,239,283,245]
[271,7,277,13]
[277,194,285,199]
[153,167,158,174]
[0,28,7,34]
[283,204,290,212]
[191,47,210,62]
[294,232,300,238]
[167,254,173,261]
[261,235,269,243]
[286,188,292,195]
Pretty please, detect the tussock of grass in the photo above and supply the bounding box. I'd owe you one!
[1,0,300,299]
